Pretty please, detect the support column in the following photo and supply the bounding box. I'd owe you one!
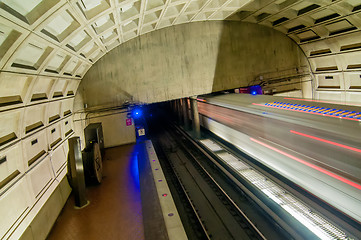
[190,96,201,138]
[182,98,190,130]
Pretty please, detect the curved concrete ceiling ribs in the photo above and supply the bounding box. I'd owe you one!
[0,0,360,108]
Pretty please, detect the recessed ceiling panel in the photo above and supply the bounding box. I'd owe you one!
[185,0,208,12]
[164,4,184,18]
[296,29,320,43]
[81,42,98,58]
[0,19,26,68]
[144,10,162,24]
[41,9,81,42]
[0,0,59,25]
[206,0,228,9]
[119,1,141,22]
[66,29,91,52]
[62,58,82,77]
[74,63,90,78]
[100,29,118,43]
[122,18,139,33]
[44,51,70,74]
[92,13,115,34]
[77,0,111,20]
[105,39,120,51]
[9,38,54,72]
[123,30,137,41]
[326,19,357,36]
[0,72,32,110]
[146,0,165,11]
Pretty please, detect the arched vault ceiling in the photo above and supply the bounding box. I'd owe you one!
[1,0,361,104]
[80,21,308,106]
[1,0,361,78]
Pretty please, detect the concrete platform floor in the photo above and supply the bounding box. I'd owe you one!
[47,144,144,240]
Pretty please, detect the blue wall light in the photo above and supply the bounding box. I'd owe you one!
[132,107,142,119]
[249,85,262,95]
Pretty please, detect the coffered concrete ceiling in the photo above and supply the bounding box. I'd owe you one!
[0,0,360,75]
[0,0,361,106]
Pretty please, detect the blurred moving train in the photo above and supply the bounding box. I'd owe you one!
[196,94,361,224]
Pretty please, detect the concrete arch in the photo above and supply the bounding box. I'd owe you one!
[78,21,308,107]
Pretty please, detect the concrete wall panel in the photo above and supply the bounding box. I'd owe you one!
[79,21,307,107]
[87,111,136,148]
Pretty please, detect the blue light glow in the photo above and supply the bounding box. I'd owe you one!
[130,151,140,191]
[249,85,262,95]
[132,107,142,119]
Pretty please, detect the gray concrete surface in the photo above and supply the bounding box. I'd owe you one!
[78,21,307,107]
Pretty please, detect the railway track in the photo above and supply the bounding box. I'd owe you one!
[150,122,289,240]
[145,103,361,240]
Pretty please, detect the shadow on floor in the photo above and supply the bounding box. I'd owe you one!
[47,144,144,240]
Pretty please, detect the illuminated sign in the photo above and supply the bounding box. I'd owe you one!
[138,128,145,136]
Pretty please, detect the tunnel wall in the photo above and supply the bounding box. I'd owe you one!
[0,75,76,239]
[78,21,309,107]
[73,109,136,149]
[0,6,85,238]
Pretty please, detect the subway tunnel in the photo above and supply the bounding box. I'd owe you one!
[1,0,361,239]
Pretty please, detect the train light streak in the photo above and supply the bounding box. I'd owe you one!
[250,138,361,191]
[290,130,361,154]
[200,138,350,240]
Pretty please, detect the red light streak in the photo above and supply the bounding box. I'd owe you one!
[250,137,361,191]
[290,130,361,154]
[251,103,359,121]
